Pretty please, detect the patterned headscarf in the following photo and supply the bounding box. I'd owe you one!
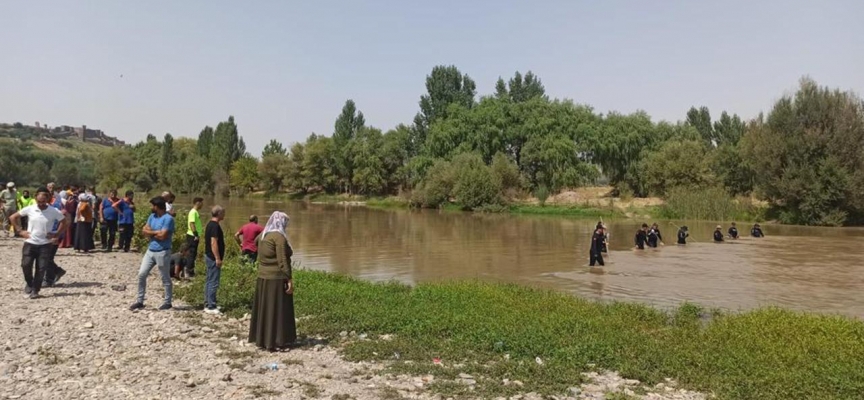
[262,211,290,242]
[78,193,91,202]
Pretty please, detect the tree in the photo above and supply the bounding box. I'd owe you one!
[332,100,366,193]
[262,139,287,157]
[161,133,175,183]
[351,127,386,195]
[713,111,746,146]
[197,126,214,158]
[686,106,714,145]
[413,65,477,150]
[229,155,259,195]
[302,135,338,192]
[210,116,245,173]
[741,78,864,225]
[495,71,546,103]
[639,140,716,196]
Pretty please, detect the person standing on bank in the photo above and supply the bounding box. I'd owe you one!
[249,211,296,351]
[74,193,95,253]
[100,189,121,252]
[185,197,204,278]
[10,187,69,299]
[589,225,606,267]
[117,191,136,252]
[1,182,19,237]
[204,205,226,315]
[162,191,176,217]
[235,215,264,263]
[130,197,175,311]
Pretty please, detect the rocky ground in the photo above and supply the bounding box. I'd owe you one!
[0,238,707,400]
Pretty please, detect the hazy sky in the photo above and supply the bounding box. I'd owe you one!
[2,1,862,154]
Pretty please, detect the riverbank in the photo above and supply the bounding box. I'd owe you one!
[174,258,864,399]
[0,238,708,400]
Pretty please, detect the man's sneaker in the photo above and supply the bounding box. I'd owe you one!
[53,270,66,285]
[158,303,173,311]
[129,302,145,311]
[204,307,222,315]
[24,285,32,295]
[29,292,41,300]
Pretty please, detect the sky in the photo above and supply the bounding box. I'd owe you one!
[2,1,862,155]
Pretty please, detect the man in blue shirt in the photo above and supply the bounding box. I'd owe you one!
[130,196,175,311]
[100,190,121,252]
[117,190,136,253]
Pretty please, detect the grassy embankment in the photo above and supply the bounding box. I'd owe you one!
[174,249,864,399]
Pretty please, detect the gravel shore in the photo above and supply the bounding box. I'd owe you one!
[0,238,706,400]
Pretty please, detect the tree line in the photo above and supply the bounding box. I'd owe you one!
[2,66,862,225]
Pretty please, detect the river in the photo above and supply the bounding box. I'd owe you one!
[182,197,864,318]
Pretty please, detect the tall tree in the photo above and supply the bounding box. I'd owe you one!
[686,106,714,145]
[161,133,175,182]
[332,100,366,193]
[496,71,547,103]
[413,65,477,151]
[262,139,287,157]
[210,116,245,173]
[713,111,746,146]
[197,126,214,158]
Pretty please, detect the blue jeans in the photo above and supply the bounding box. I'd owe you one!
[137,249,172,305]
[204,256,221,309]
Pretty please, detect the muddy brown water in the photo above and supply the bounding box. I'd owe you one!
[181,198,864,317]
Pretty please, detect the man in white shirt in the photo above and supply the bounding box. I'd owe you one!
[162,191,176,217]
[9,187,69,299]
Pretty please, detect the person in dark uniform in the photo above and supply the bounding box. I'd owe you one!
[589,225,606,267]
[647,223,663,248]
[677,226,689,245]
[728,222,739,239]
[634,223,648,250]
[713,225,725,242]
[751,223,765,238]
[595,222,609,253]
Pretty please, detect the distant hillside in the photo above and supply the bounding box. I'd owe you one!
[0,122,126,147]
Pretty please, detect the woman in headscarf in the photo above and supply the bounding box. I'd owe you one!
[60,189,79,248]
[74,193,95,253]
[248,211,296,351]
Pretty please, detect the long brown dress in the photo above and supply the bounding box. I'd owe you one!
[248,232,296,350]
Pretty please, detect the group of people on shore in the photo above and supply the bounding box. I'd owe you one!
[3,183,298,352]
[588,221,766,267]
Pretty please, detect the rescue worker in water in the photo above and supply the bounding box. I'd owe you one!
[634,223,648,250]
[751,223,765,238]
[589,225,606,267]
[714,225,725,242]
[677,226,689,245]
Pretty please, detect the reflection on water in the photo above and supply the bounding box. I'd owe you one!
[181,198,864,317]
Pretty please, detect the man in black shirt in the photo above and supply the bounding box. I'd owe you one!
[647,223,663,248]
[589,225,606,267]
[204,205,226,314]
[728,222,739,239]
[751,223,765,238]
[714,225,725,242]
[677,226,689,245]
[634,223,648,250]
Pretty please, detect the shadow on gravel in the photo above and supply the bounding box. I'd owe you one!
[55,282,103,289]
[51,291,96,298]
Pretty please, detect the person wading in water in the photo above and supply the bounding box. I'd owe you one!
[713,225,725,242]
[589,225,606,267]
[634,224,648,250]
[647,223,664,248]
[728,222,740,239]
[677,226,689,245]
[751,223,765,238]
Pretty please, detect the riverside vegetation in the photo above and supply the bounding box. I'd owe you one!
[3,70,864,225]
[173,245,864,400]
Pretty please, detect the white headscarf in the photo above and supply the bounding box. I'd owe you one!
[78,193,91,202]
[262,211,290,242]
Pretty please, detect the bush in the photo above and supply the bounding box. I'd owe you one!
[451,154,501,210]
[535,185,550,206]
[660,186,755,221]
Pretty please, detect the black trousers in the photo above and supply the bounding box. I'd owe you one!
[101,219,118,250]
[118,223,134,252]
[22,242,53,293]
[589,251,605,267]
[185,234,198,277]
[43,244,66,285]
[242,249,258,263]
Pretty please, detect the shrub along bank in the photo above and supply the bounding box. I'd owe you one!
[175,255,864,400]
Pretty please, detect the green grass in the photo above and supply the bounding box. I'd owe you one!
[508,204,624,218]
[175,259,864,400]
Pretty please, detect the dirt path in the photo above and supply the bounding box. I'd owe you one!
[0,238,705,400]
